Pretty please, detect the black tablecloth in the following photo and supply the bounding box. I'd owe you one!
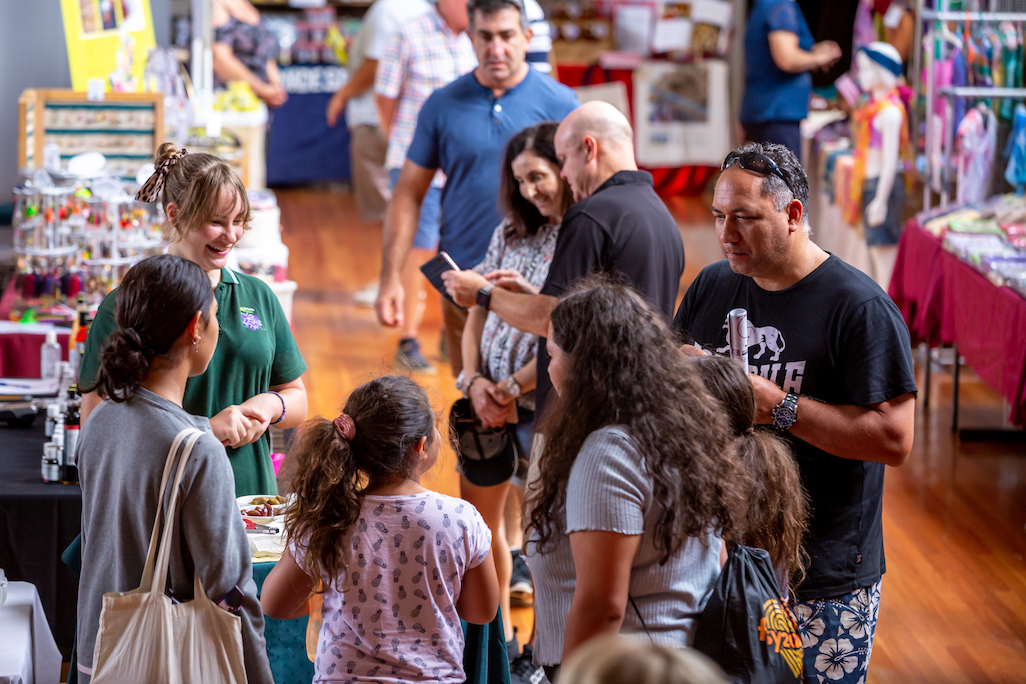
[0,419,81,658]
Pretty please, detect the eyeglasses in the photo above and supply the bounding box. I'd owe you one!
[721,151,796,199]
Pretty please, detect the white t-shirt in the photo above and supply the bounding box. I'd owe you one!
[346,0,433,129]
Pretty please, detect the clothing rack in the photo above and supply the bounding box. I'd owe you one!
[915,0,1026,210]
[910,1,1026,438]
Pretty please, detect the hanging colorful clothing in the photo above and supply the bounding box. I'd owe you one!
[846,89,914,225]
[1004,104,1026,193]
[957,105,997,205]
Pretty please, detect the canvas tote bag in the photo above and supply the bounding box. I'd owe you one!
[90,428,247,684]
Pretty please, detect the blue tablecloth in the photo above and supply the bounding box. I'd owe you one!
[252,561,315,684]
[267,65,352,186]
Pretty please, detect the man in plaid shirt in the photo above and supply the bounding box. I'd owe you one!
[374,0,478,373]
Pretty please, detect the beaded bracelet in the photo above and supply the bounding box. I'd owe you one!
[269,390,286,425]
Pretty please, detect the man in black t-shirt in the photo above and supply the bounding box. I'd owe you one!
[443,100,685,417]
[676,142,916,682]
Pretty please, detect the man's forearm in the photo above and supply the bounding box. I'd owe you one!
[788,394,915,466]
[342,59,377,99]
[488,289,558,338]
[381,190,421,283]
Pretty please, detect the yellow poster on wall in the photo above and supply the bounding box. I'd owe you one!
[60,0,156,92]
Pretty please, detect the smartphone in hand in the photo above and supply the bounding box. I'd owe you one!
[419,251,463,307]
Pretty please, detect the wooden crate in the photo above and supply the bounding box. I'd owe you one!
[17,89,164,181]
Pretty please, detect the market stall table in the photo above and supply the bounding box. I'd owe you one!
[0,421,80,657]
[0,581,63,684]
[0,324,70,378]
[889,219,1026,431]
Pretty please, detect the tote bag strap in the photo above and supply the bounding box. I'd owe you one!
[139,428,205,594]
[138,428,198,591]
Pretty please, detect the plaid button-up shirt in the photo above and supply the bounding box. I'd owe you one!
[375,10,478,176]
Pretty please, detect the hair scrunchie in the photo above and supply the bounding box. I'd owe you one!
[334,414,356,441]
[135,149,188,203]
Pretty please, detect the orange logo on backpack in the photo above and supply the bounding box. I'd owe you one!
[758,598,803,678]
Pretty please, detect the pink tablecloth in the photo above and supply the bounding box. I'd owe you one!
[0,332,70,379]
[889,221,1026,424]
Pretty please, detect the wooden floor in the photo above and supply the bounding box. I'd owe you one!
[277,187,1026,683]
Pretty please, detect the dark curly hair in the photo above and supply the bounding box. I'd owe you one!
[690,355,809,590]
[83,254,213,403]
[526,276,751,561]
[284,376,437,592]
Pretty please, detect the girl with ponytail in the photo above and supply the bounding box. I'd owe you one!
[690,355,810,596]
[261,375,499,684]
[75,255,273,684]
[79,141,309,496]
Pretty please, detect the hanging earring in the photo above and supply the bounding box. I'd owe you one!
[194,337,201,353]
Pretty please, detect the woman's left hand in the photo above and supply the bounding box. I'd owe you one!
[442,270,489,308]
[234,393,280,446]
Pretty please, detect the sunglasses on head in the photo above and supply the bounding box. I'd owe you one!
[721,151,796,199]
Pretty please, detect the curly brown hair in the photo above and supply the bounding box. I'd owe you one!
[690,355,809,589]
[526,276,751,561]
[284,376,436,592]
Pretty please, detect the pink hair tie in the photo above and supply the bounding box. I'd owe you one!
[334,414,356,441]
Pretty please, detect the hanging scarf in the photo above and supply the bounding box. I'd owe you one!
[846,89,914,225]
[135,149,188,203]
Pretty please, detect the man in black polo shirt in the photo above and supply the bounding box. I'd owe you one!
[443,100,685,416]
[676,142,916,682]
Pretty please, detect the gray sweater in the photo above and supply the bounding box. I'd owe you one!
[76,389,272,684]
[525,426,723,666]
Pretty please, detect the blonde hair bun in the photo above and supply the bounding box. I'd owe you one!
[155,142,181,165]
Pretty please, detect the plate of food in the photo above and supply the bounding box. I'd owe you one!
[237,494,289,525]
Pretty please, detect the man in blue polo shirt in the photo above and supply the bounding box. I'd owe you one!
[375,0,579,376]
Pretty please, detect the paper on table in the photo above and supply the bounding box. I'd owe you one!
[690,0,734,27]
[614,5,654,55]
[652,18,693,53]
[0,377,60,397]
[249,532,287,562]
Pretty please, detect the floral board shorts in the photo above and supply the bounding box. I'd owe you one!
[792,581,882,684]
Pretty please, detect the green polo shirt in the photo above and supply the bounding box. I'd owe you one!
[79,267,307,496]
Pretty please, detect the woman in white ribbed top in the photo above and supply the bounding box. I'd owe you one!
[523,278,752,677]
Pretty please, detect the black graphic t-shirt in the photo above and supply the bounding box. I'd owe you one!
[673,256,917,600]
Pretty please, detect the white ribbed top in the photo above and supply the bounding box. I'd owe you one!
[524,425,722,666]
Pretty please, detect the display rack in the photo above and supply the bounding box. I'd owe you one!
[911,0,1026,438]
[916,0,1026,209]
[17,90,163,183]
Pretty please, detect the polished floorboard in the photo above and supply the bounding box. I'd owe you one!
[276,187,1026,683]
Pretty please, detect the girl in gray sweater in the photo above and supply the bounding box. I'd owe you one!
[76,254,273,684]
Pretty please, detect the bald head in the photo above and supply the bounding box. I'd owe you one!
[555,101,637,202]
[561,101,634,152]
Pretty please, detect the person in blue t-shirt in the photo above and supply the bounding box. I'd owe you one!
[374,0,579,378]
[741,0,841,159]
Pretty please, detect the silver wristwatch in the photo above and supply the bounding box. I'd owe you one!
[772,392,799,431]
[505,376,522,398]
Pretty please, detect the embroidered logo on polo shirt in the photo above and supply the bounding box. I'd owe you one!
[239,306,264,331]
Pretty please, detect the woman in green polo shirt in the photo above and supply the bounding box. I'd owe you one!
[79,143,308,495]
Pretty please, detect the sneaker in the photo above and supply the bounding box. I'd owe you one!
[510,644,548,684]
[395,339,436,374]
[352,282,379,308]
[510,549,534,607]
